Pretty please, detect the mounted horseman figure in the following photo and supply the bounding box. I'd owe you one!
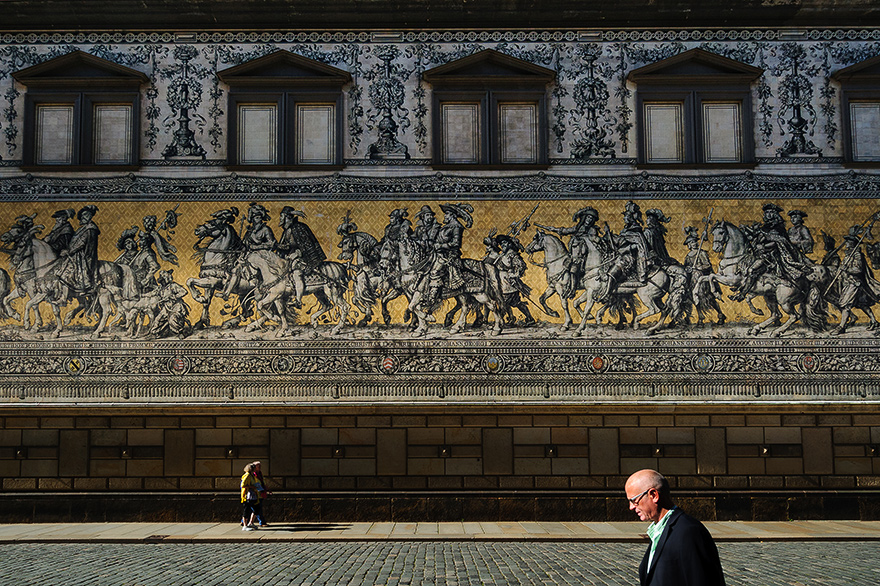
[787,209,814,256]
[422,203,473,312]
[276,206,327,310]
[597,200,651,303]
[730,203,813,303]
[221,203,275,300]
[413,205,441,256]
[535,206,600,298]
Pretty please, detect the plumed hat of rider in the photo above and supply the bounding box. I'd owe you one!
[415,205,435,218]
[495,234,523,252]
[573,206,598,222]
[788,209,808,219]
[116,226,139,250]
[280,205,306,219]
[624,200,641,214]
[843,224,863,242]
[248,202,270,221]
[52,208,75,220]
[77,205,98,220]
[762,202,783,214]
[389,208,408,219]
[439,202,474,228]
[211,207,239,223]
[14,213,36,227]
[646,208,671,223]
[337,220,358,235]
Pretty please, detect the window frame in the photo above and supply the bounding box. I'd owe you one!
[635,87,754,168]
[628,48,761,169]
[423,49,555,170]
[13,51,145,171]
[431,89,548,169]
[225,90,344,169]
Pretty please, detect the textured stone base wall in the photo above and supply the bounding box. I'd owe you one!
[1,404,878,521]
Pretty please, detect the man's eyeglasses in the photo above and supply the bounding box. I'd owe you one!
[627,488,651,505]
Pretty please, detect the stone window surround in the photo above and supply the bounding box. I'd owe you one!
[832,54,880,167]
[628,48,761,169]
[225,90,344,169]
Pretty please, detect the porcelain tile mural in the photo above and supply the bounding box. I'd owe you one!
[0,28,876,401]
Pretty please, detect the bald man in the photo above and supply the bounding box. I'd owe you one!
[625,469,725,586]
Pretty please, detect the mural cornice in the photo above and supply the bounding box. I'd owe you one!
[2,170,880,201]
[2,28,880,47]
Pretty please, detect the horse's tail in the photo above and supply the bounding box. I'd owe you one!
[118,263,140,300]
[804,282,829,332]
[484,262,505,311]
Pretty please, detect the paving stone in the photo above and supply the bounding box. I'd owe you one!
[0,541,878,585]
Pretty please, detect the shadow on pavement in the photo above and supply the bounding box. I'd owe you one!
[257,523,353,532]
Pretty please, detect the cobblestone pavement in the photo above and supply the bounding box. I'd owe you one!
[1,541,878,586]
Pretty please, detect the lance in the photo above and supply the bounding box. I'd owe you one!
[692,207,714,269]
[825,211,880,295]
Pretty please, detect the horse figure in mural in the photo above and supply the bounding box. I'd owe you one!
[337,229,402,327]
[239,249,351,336]
[377,236,505,337]
[187,219,256,329]
[699,220,828,336]
[0,223,139,338]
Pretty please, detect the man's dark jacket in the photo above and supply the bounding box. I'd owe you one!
[639,509,725,586]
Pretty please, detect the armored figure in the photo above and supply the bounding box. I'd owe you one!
[535,206,600,286]
[383,208,413,244]
[423,202,473,311]
[413,205,440,253]
[787,209,814,256]
[276,206,326,309]
[831,225,880,335]
[114,226,140,267]
[241,203,277,252]
[598,201,650,302]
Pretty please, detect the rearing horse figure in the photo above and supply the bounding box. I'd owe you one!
[187,219,256,329]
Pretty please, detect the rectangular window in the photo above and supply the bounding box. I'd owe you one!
[499,103,538,164]
[702,102,742,163]
[644,103,684,164]
[441,103,481,164]
[850,101,880,162]
[296,104,336,165]
[36,104,74,165]
[93,104,132,165]
[238,104,277,165]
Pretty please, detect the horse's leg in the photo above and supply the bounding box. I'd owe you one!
[557,286,573,331]
[861,307,879,330]
[90,292,114,339]
[748,296,781,336]
[273,298,288,337]
[408,293,429,337]
[444,298,462,328]
[573,289,596,336]
[772,300,802,337]
[538,286,560,319]
[330,287,350,336]
[49,302,63,338]
[3,288,22,322]
[449,295,468,335]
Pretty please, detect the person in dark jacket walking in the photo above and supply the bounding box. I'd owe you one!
[625,469,725,586]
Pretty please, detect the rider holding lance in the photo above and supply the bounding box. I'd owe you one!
[423,202,473,312]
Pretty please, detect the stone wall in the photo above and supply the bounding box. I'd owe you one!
[2,404,878,522]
